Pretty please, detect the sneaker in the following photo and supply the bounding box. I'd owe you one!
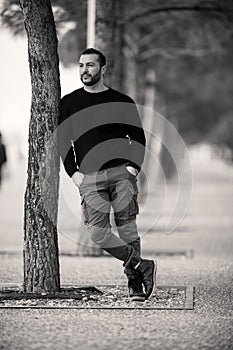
[137,259,157,299]
[128,271,146,302]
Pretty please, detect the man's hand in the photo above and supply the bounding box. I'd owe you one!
[72,171,85,187]
[126,165,138,177]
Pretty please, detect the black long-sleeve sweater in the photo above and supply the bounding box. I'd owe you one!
[58,87,146,176]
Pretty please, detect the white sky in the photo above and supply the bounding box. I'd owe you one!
[0,29,30,136]
[0,24,82,151]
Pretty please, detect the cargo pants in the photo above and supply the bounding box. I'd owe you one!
[78,164,141,267]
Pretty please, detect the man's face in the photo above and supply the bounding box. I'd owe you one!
[79,54,103,86]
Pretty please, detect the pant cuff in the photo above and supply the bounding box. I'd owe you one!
[123,247,141,269]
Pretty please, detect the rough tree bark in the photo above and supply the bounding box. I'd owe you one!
[20,0,61,293]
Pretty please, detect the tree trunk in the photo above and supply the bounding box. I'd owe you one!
[95,0,117,86]
[76,0,118,257]
[20,0,61,293]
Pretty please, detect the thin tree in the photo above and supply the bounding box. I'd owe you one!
[20,0,61,293]
[75,0,119,257]
[95,0,117,86]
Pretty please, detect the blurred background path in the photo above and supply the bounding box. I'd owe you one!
[0,148,233,350]
[0,145,232,260]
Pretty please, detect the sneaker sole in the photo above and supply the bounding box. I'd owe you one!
[146,260,157,299]
[153,260,157,294]
[130,295,146,302]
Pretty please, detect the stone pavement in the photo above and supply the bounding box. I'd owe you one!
[0,153,233,350]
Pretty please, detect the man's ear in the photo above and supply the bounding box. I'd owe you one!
[101,65,107,75]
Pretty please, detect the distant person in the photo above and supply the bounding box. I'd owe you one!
[58,48,157,301]
[0,132,7,188]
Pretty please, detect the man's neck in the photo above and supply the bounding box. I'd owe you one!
[83,81,109,93]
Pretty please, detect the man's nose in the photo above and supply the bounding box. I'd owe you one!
[81,66,88,74]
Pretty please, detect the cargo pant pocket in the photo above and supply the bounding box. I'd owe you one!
[129,192,139,217]
[81,196,89,225]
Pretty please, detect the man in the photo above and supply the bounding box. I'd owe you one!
[0,132,7,188]
[59,48,157,301]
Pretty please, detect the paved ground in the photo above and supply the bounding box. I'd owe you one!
[0,152,233,350]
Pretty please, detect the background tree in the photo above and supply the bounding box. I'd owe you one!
[20,0,61,293]
[95,0,117,86]
[76,0,119,257]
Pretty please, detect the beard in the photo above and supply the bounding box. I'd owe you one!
[81,69,102,86]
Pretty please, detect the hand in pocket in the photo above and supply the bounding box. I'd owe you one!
[126,166,138,177]
[72,171,85,187]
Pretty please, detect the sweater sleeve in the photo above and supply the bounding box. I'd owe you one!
[125,99,146,173]
[58,96,78,177]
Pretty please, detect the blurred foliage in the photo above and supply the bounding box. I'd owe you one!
[208,114,233,155]
[0,0,24,35]
[1,0,233,154]
[125,5,233,154]
[155,53,233,143]
[0,0,87,65]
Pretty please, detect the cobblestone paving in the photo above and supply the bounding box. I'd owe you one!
[0,158,233,349]
[0,285,187,309]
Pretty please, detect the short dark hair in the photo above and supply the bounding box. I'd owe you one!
[80,48,106,67]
